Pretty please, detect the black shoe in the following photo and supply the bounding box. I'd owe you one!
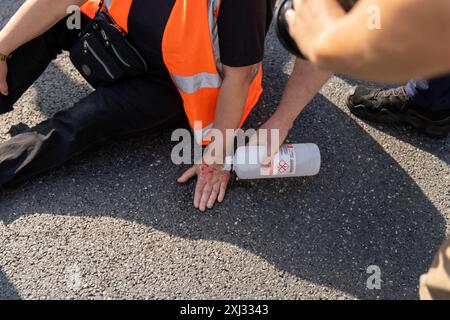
[347,86,450,139]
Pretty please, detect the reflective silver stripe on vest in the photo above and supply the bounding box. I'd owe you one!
[104,0,113,9]
[208,0,223,77]
[172,0,223,95]
[173,72,222,95]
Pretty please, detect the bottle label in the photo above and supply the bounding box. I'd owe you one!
[260,144,297,176]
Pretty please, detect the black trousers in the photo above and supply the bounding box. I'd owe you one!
[0,18,185,188]
[406,77,450,111]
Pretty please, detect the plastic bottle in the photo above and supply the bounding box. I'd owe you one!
[230,144,321,180]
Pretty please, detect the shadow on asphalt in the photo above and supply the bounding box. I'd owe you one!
[0,270,21,299]
[0,91,445,299]
[0,29,447,300]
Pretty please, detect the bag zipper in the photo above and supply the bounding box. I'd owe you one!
[97,17,147,72]
[100,29,132,68]
[111,44,131,68]
[84,40,115,80]
[124,38,148,71]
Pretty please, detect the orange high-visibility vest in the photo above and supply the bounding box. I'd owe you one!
[81,0,264,144]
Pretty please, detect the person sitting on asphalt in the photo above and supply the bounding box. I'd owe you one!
[1,0,345,212]
[0,0,325,212]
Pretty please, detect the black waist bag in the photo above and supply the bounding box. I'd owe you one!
[70,11,148,87]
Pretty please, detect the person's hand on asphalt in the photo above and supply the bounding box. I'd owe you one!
[0,60,8,96]
[285,0,346,60]
[249,114,292,165]
[177,150,231,212]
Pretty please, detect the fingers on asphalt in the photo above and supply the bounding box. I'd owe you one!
[199,184,213,212]
[207,184,220,209]
[177,166,196,183]
[0,79,8,96]
[194,178,205,209]
[218,182,227,203]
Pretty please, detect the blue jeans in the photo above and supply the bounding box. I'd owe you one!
[406,75,450,111]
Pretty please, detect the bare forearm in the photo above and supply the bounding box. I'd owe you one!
[212,65,255,156]
[252,59,330,156]
[312,0,450,82]
[214,79,250,134]
[0,0,86,54]
[273,59,330,127]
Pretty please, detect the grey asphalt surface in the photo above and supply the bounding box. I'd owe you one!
[1,0,449,300]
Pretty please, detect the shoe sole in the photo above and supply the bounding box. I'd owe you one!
[347,94,450,139]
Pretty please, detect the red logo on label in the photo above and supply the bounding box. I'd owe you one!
[278,160,289,174]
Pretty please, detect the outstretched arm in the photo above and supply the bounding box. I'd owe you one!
[251,59,330,157]
[178,64,257,212]
[286,0,450,83]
